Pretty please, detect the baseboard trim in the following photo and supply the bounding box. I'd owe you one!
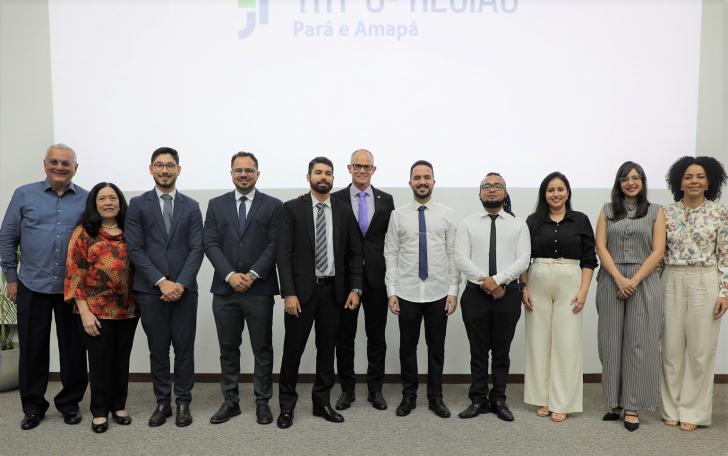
[48,372,728,384]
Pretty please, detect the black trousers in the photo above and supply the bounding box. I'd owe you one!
[460,285,521,403]
[212,293,273,404]
[16,281,87,416]
[137,291,197,405]
[398,297,448,400]
[279,282,344,409]
[81,317,139,418]
[335,276,388,394]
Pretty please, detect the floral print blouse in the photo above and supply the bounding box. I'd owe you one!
[664,200,728,297]
[64,225,136,319]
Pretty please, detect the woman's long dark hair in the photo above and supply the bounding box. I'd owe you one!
[79,182,128,237]
[532,171,572,221]
[608,161,649,221]
[665,155,727,201]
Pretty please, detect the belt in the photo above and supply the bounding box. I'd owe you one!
[465,281,522,292]
[532,258,580,265]
[315,276,335,285]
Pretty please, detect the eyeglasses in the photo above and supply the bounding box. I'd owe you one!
[480,183,505,191]
[351,164,373,171]
[618,175,642,183]
[231,168,257,175]
[46,159,74,168]
[152,162,177,171]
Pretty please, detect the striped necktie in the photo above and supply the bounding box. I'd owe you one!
[315,202,328,273]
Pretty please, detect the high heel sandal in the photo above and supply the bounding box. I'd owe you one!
[550,412,567,423]
[623,411,639,432]
[663,419,679,427]
[536,406,550,417]
[679,422,697,432]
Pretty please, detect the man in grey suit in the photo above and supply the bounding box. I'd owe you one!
[125,147,204,428]
[204,151,282,426]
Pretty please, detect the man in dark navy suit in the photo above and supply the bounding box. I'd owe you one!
[204,151,282,426]
[275,156,363,429]
[332,149,394,411]
[125,147,204,428]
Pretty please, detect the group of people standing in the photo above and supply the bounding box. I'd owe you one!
[0,144,725,435]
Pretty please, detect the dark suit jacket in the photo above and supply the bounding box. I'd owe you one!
[331,184,394,290]
[126,189,204,294]
[203,190,282,296]
[276,193,363,303]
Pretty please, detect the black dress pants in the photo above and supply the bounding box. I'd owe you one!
[212,293,273,404]
[335,276,388,394]
[460,285,521,403]
[137,291,197,405]
[81,317,139,418]
[398,297,448,400]
[16,281,87,416]
[279,282,343,410]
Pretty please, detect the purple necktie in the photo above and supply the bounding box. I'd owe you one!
[358,192,369,235]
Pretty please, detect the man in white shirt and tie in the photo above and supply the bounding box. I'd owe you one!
[454,172,530,422]
[384,160,459,418]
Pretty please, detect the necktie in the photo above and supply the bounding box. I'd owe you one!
[358,192,369,235]
[488,214,498,276]
[161,194,173,234]
[418,205,428,281]
[315,203,328,273]
[238,196,248,233]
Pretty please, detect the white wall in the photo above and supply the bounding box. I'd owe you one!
[1,0,726,375]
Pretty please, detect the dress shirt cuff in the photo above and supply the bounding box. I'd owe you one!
[492,273,506,287]
[155,277,166,287]
[4,268,17,283]
[224,272,234,283]
[386,286,396,298]
[448,285,459,296]
[249,270,260,280]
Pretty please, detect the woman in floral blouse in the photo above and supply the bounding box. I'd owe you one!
[65,182,137,433]
[662,156,728,432]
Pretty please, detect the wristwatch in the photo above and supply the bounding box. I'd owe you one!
[351,288,363,296]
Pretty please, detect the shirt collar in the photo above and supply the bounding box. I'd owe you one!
[235,188,256,202]
[349,184,372,199]
[155,188,177,200]
[679,199,707,212]
[311,195,331,208]
[43,179,77,194]
[480,207,504,219]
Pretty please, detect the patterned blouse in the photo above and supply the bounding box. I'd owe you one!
[64,225,136,319]
[664,200,728,297]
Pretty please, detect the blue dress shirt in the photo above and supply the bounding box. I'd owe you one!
[0,179,88,294]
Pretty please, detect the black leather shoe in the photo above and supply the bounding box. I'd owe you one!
[256,402,273,425]
[368,392,388,410]
[148,403,172,427]
[489,401,514,422]
[335,392,355,410]
[395,396,416,417]
[209,401,241,424]
[20,413,44,430]
[313,405,344,423]
[176,403,193,427]
[92,419,108,433]
[428,398,451,418]
[63,411,82,425]
[277,408,294,429]
[458,402,490,419]
[602,408,622,421]
[111,412,132,425]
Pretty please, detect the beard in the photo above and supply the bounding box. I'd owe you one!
[411,185,432,199]
[481,198,504,209]
[310,180,332,194]
[154,175,176,190]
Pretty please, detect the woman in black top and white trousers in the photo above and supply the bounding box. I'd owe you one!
[521,172,598,423]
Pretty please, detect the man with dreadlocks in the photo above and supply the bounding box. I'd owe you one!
[454,172,531,422]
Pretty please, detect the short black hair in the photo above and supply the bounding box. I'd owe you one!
[608,161,649,221]
[151,147,179,164]
[308,156,334,175]
[410,160,434,177]
[230,151,258,169]
[79,182,128,237]
[666,155,727,201]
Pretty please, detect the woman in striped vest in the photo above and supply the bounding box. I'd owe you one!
[595,161,665,432]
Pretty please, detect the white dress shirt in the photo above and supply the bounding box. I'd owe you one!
[455,208,531,286]
[312,196,335,277]
[155,187,177,211]
[384,199,459,302]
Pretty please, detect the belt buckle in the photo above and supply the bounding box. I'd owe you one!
[553,258,562,264]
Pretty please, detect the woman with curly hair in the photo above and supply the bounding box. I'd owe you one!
[662,156,728,432]
[64,182,138,433]
[595,161,665,431]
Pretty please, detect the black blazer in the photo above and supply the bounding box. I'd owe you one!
[126,189,204,293]
[331,184,394,290]
[203,190,282,296]
[276,193,363,303]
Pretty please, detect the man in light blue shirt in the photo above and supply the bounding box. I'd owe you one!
[0,144,88,430]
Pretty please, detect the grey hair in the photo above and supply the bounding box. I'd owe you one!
[350,148,374,164]
[46,143,77,161]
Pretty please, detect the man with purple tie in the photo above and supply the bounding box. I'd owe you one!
[384,160,459,418]
[332,149,394,411]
